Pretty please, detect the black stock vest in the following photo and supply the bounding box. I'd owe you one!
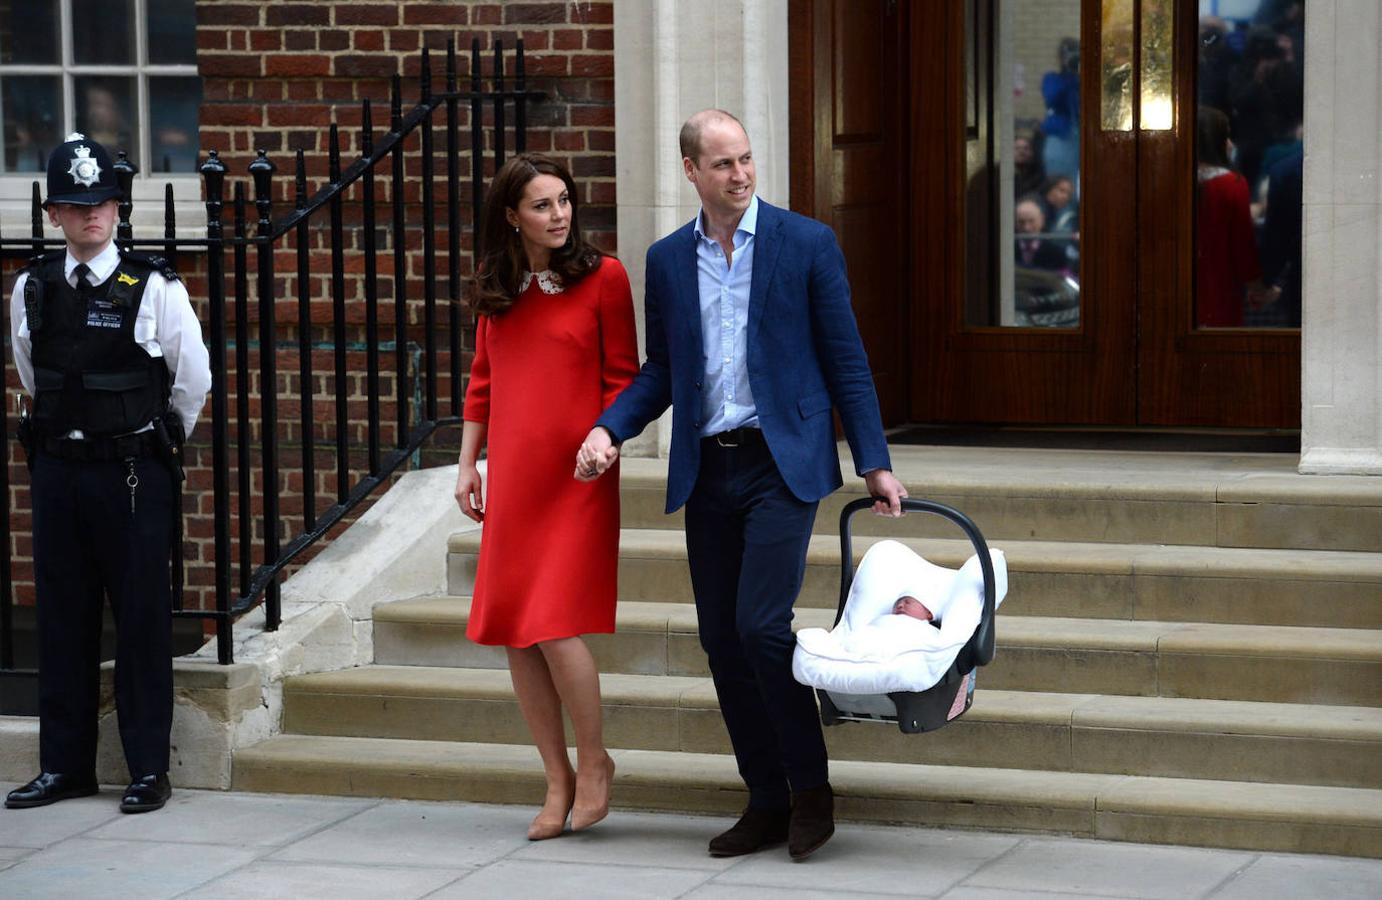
[25,251,171,439]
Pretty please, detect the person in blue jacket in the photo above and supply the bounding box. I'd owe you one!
[576,109,906,861]
[1042,37,1081,179]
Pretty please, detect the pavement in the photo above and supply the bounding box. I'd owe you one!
[1,784,1380,899]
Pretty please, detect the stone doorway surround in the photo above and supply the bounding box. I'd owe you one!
[611,2,1381,476]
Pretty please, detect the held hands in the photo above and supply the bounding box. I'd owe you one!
[575,427,620,482]
[454,464,485,522]
[865,469,908,518]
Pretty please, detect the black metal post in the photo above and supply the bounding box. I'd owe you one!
[30,183,43,255]
[470,40,484,258]
[361,100,382,475]
[493,41,506,170]
[200,150,234,665]
[328,123,350,501]
[163,183,176,266]
[114,151,137,248]
[249,150,282,631]
[515,40,527,154]
[391,75,409,448]
[420,47,439,423]
[446,38,463,416]
[233,184,253,599]
[294,151,317,532]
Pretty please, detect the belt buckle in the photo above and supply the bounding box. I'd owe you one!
[715,429,740,448]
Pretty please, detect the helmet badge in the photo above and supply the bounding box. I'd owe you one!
[68,145,102,188]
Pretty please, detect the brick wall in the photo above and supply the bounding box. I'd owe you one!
[2,1,615,627]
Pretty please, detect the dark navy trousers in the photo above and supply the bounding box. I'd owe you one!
[684,434,827,810]
[31,452,174,779]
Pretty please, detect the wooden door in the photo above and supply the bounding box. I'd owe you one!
[900,0,1301,428]
[788,0,910,426]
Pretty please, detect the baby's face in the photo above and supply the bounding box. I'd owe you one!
[892,596,933,622]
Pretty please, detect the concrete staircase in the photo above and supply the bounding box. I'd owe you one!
[234,447,1382,857]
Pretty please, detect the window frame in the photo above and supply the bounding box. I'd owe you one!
[0,0,203,238]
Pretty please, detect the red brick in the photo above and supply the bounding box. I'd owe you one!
[353,30,386,52]
[266,54,332,77]
[471,5,503,26]
[570,54,613,77]
[265,4,330,26]
[197,29,229,51]
[388,30,419,52]
[402,6,469,25]
[504,3,567,25]
[200,54,263,78]
[575,3,614,25]
[287,81,320,101]
[334,55,399,79]
[585,28,613,51]
[553,131,584,151]
[519,30,550,51]
[319,30,350,52]
[334,3,400,26]
[266,105,333,127]
[551,29,582,50]
[197,4,261,26]
[202,104,263,127]
[249,29,282,51]
[571,105,614,127]
[284,30,316,51]
[523,54,568,76]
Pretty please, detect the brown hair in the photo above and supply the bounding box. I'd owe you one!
[1196,106,1233,168]
[469,153,602,316]
[678,109,746,165]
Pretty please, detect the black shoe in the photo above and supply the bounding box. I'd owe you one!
[5,771,99,809]
[788,783,835,861]
[119,773,171,814]
[708,806,790,857]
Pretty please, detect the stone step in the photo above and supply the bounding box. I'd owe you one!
[232,735,1382,858]
[614,450,1382,552]
[280,665,1382,790]
[447,529,1382,628]
[376,597,1382,707]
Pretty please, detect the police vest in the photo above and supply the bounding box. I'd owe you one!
[24,250,173,439]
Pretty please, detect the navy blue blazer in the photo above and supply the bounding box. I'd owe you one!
[598,200,891,514]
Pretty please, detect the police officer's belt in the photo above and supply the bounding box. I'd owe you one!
[40,432,160,461]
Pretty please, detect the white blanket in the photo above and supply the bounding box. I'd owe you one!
[792,540,1007,695]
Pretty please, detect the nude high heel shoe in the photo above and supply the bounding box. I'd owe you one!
[571,753,616,831]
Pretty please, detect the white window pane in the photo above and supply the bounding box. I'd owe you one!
[2,75,62,173]
[149,76,201,173]
[1,1,61,64]
[72,0,136,66]
[147,0,198,66]
[74,75,136,160]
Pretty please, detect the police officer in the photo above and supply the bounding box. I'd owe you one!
[5,134,211,813]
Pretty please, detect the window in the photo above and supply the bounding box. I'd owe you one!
[0,0,201,235]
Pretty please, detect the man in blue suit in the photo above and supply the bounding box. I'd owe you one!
[578,109,906,860]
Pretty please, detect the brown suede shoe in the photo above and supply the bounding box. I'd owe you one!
[708,806,791,857]
[788,783,835,860]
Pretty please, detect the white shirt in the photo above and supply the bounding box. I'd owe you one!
[9,240,212,439]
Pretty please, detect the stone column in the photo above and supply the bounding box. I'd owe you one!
[613,0,790,457]
[1299,2,1382,475]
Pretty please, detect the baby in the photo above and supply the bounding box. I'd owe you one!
[892,595,937,624]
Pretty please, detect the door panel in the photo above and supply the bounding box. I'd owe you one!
[789,0,909,426]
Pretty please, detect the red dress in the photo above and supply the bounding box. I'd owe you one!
[1196,169,1261,327]
[463,256,639,647]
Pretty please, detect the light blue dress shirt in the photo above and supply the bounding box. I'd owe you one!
[695,194,759,437]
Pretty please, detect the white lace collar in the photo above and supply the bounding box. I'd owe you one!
[520,270,563,294]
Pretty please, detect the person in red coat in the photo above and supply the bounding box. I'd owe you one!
[454,154,639,840]
[1196,106,1278,327]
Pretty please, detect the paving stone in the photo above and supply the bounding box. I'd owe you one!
[511,810,744,872]
[269,800,534,868]
[430,859,713,899]
[713,824,1020,896]
[86,790,371,847]
[1210,853,1382,900]
[0,787,123,848]
[182,860,472,899]
[686,886,910,900]
[962,836,1252,899]
[0,836,256,899]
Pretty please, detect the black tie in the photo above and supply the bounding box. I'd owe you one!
[73,263,91,291]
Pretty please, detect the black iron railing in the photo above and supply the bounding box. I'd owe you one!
[0,39,538,680]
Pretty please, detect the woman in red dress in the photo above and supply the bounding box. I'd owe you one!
[1196,106,1276,327]
[454,154,638,840]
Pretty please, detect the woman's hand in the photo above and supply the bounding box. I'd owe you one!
[455,464,485,522]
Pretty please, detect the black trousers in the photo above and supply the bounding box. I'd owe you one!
[31,452,174,779]
[684,434,827,810]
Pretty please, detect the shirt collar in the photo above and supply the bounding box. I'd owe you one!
[694,194,760,243]
[66,241,119,284]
